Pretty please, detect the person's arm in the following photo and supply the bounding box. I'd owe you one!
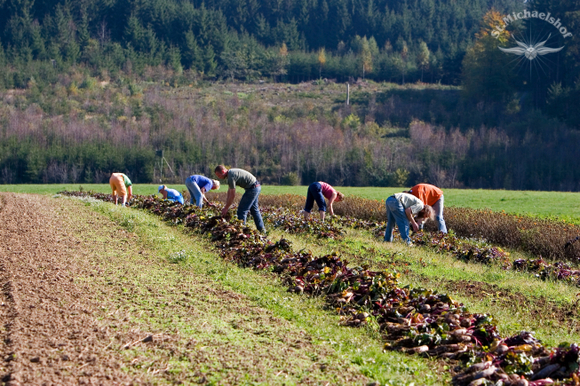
[222,188,236,216]
[200,187,216,207]
[162,191,168,199]
[203,195,215,207]
[405,207,420,232]
[126,185,133,201]
[327,191,338,216]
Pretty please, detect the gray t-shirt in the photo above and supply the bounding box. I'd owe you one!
[227,168,257,190]
[394,193,424,214]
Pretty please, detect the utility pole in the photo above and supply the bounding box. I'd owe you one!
[154,150,176,183]
[346,83,350,105]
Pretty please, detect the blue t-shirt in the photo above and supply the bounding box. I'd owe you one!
[166,188,184,204]
[189,175,213,192]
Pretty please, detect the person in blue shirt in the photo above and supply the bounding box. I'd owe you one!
[158,185,184,205]
[184,175,220,208]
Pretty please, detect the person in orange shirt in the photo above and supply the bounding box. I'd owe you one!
[109,173,133,206]
[406,183,447,233]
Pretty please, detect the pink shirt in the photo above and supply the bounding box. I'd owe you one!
[319,182,337,200]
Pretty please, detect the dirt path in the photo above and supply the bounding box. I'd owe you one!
[0,193,142,385]
[0,193,370,385]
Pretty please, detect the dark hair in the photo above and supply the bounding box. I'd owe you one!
[214,165,227,174]
[417,205,435,221]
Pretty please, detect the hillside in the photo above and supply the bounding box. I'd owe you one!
[1,80,579,190]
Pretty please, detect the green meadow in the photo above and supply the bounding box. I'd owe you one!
[2,184,579,222]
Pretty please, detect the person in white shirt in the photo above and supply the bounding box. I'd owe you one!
[384,192,434,246]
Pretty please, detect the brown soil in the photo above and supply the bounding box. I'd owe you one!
[0,193,144,385]
[0,193,370,385]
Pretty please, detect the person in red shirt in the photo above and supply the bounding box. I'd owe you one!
[406,183,447,233]
[303,182,344,221]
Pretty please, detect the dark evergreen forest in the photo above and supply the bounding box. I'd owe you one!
[1,0,580,190]
[0,0,523,85]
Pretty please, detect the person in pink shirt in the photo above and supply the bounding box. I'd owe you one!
[302,182,345,221]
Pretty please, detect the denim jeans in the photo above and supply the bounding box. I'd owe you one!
[432,196,447,233]
[304,182,326,213]
[237,185,265,231]
[384,196,411,244]
[185,178,204,207]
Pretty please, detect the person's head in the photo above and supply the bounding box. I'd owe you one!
[336,192,345,202]
[214,165,228,179]
[211,179,221,190]
[416,205,435,223]
[158,184,166,194]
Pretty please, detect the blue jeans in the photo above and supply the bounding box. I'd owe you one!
[238,185,265,231]
[384,196,411,244]
[185,178,204,207]
[304,182,326,213]
[433,196,447,233]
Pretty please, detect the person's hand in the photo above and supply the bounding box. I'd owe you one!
[221,207,228,217]
[411,222,419,232]
[207,202,216,208]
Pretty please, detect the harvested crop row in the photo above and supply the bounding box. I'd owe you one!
[258,203,580,288]
[206,192,580,262]
[61,191,580,386]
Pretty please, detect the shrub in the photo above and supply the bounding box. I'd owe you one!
[281,172,300,186]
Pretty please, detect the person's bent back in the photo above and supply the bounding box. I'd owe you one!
[109,173,131,206]
[407,183,447,233]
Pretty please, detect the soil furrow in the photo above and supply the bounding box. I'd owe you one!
[0,193,137,385]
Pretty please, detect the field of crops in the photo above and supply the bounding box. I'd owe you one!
[46,189,580,385]
[2,184,580,222]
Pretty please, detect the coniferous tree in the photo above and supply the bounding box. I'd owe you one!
[30,20,46,60]
[183,30,204,71]
[203,44,217,76]
[167,45,182,74]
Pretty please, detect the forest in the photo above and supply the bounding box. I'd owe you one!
[0,0,579,189]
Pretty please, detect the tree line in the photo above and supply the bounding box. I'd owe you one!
[0,0,521,87]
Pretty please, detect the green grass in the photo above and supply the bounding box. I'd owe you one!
[63,195,449,385]
[48,189,580,383]
[263,227,580,348]
[261,186,580,222]
[5,184,580,222]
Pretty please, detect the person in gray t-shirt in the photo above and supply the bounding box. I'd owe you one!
[214,165,265,232]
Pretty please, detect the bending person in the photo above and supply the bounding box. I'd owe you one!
[109,172,133,206]
[185,175,220,208]
[407,183,447,233]
[303,182,345,221]
[158,185,184,204]
[384,192,434,246]
[214,165,265,232]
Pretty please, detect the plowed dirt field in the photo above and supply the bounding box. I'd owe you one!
[0,193,370,385]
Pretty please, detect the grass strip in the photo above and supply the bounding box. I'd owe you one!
[65,194,448,385]
[61,192,580,386]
